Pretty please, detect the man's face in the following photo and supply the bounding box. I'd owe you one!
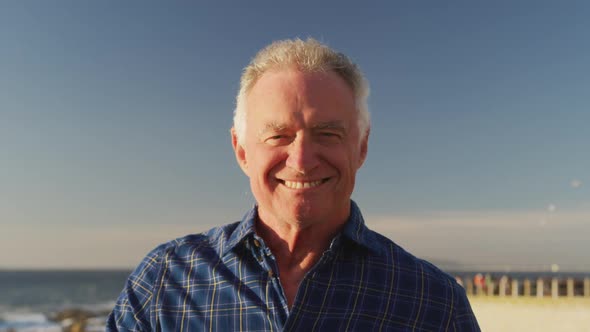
[232,69,368,228]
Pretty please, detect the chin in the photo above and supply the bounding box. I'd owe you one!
[285,201,326,224]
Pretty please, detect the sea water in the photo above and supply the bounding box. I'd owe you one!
[0,270,130,331]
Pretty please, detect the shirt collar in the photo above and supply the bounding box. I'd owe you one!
[221,206,257,256]
[341,200,383,255]
[221,200,382,256]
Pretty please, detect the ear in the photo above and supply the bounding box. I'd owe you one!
[357,128,369,169]
[231,127,249,176]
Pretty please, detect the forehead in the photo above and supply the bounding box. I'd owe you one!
[245,69,357,129]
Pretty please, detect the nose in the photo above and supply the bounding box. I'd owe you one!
[285,136,319,174]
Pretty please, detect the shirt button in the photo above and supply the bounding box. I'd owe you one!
[253,239,261,247]
[268,270,275,278]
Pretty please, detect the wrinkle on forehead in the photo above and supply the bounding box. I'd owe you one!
[248,69,357,140]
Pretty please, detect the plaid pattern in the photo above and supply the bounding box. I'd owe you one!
[107,201,480,331]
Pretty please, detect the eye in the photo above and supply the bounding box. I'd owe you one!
[316,131,342,144]
[264,135,291,146]
[267,135,287,141]
[319,131,342,139]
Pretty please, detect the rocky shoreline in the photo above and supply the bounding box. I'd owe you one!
[1,308,110,332]
[48,309,109,332]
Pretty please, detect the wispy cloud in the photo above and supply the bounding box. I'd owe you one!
[570,179,583,188]
[2,208,589,269]
[364,208,590,268]
[366,208,590,231]
[0,223,219,269]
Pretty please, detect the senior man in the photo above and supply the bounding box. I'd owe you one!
[108,38,480,331]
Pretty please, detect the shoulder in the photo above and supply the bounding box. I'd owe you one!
[367,229,457,283]
[363,230,469,306]
[367,230,479,330]
[146,221,243,261]
[107,222,243,331]
[135,222,245,288]
[343,223,461,293]
[111,224,235,289]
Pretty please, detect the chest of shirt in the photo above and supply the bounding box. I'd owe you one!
[150,247,455,331]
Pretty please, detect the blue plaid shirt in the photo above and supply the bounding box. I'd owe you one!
[108,201,480,331]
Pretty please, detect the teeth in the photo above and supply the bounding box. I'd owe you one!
[283,180,323,189]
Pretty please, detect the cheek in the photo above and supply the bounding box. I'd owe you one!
[324,147,356,172]
[249,149,285,180]
[346,146,363,171]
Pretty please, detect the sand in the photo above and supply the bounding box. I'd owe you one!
[469,297,590,332]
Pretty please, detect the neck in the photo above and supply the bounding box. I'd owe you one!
[255,209,348,308]
[255,210,347,265]
[257,221,336,265]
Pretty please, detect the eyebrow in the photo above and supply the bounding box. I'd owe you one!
[258,121,347,137]
[311,121,347,131]
[258,122,289,136]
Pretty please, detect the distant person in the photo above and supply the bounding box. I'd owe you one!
[107,38,480,331]
[474,273,485,295]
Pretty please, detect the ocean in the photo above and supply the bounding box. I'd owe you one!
[0,270,130,331]
[1,269,589,331]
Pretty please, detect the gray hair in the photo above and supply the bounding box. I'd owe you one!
[233,38,370,145]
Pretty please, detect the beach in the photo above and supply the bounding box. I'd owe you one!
[470,297,590,332]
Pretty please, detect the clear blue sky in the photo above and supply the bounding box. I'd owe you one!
[2,1,589,270]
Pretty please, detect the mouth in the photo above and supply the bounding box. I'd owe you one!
[277,177,331,190]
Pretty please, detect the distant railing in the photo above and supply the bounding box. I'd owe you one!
[457,275,590,298]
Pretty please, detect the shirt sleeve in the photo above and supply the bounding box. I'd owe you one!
[106,245,166,332]
[452,284,481,332]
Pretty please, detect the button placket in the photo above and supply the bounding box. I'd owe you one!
[251,238,285,313]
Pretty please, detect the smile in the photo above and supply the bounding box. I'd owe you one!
[279,178,330,189]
